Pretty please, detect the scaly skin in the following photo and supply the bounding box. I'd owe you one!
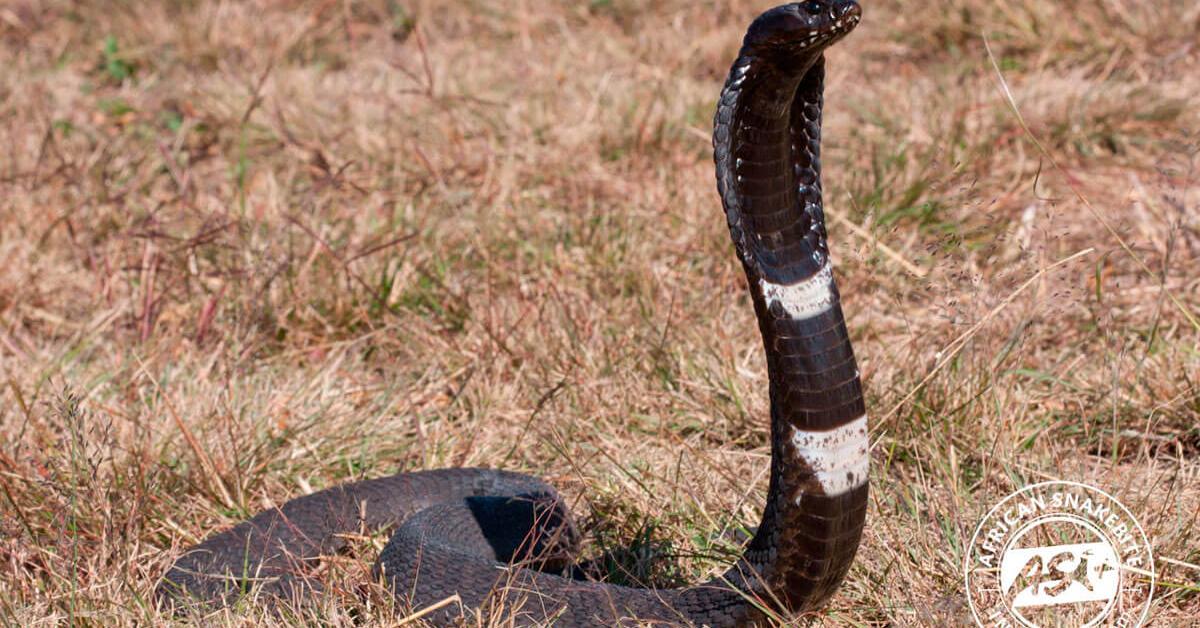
[158,3,868,625]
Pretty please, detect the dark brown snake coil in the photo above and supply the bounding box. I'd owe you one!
[158,2,868,625]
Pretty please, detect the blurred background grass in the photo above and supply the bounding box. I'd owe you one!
[0,0,1197,624]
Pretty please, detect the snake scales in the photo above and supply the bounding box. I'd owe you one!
[158,2,868,625]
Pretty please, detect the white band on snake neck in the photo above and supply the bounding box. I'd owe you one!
[760,262,835,320]
[791,414,869,496]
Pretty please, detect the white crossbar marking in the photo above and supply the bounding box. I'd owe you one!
[760,263,835,320]
[791,414,869,496]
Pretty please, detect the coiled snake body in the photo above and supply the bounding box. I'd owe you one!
[159,2,868,625]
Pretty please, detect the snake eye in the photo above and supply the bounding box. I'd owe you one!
[803,1,823,14]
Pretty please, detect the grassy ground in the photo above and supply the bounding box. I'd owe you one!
[2,0,1198,625]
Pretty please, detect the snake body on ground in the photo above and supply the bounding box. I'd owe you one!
[158,2,868,625]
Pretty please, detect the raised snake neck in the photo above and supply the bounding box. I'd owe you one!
[158,2,868,625]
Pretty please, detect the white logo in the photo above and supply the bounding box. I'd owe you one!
[965,481,1154,627]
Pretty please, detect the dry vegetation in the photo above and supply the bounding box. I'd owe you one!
[1,0,1199,625]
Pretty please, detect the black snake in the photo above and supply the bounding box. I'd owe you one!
[158,2,868,624]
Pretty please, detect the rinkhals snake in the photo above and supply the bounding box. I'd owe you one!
[159,2,869,624]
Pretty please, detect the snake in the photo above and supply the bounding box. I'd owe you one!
[157,2,868,625]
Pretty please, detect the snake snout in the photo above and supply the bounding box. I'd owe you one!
[828,0,861,20]
[801,0,860,37]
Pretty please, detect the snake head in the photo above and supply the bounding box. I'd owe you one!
[743,1,861,53]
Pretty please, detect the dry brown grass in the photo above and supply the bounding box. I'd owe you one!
[1,0,1198,625]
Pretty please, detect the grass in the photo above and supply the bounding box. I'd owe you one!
[1,0,1198,625]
